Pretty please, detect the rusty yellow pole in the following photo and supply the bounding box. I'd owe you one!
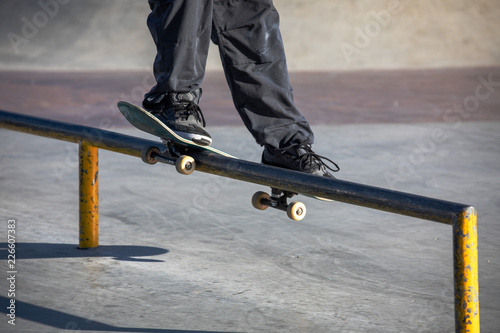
[79,142,99,248]
[453,206,479,332]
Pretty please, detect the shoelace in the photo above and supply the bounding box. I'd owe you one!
[295,145,340,173]
[168,102,207,127]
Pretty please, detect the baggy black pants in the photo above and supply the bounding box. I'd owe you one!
[147,0,314,150]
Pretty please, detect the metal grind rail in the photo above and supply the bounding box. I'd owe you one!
[0,109,479,332]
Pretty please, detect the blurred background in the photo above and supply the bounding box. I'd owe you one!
[1,0,499,71]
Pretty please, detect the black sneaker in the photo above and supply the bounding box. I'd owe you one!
[143,88,212,146]
[261,144,339,178]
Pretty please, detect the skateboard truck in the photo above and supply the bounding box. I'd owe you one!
[252,188,307,221]
[140,143,196,175]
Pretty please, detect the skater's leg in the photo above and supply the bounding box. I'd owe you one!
[211,0,314,151]
[147,0,213,93]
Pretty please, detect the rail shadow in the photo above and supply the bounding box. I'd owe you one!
[0,242,169,262]
[0,296,238,333]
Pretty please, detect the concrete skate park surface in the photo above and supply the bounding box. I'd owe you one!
[1,1,500,332]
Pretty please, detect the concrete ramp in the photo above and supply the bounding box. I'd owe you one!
[0,0,155,70]
[1,0,499,71]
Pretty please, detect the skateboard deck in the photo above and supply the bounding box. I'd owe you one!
[117,101,314,221]
[117,101,236,159]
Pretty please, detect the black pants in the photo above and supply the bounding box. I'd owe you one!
[146,0,314,150]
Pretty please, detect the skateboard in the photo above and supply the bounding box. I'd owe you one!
[117,101,308,221]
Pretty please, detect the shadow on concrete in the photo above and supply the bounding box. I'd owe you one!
[0,296,237,333]
[0,242,169,262]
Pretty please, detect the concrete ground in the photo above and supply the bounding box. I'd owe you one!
[1,69,500,332]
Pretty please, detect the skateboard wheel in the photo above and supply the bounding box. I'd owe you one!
[176,155,195,175]
[141,146,161,165]
[287,201,306,221]
[251,191,270,210]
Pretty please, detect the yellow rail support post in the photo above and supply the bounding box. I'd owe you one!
[79,142,99,249]
[453,207,480,332]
